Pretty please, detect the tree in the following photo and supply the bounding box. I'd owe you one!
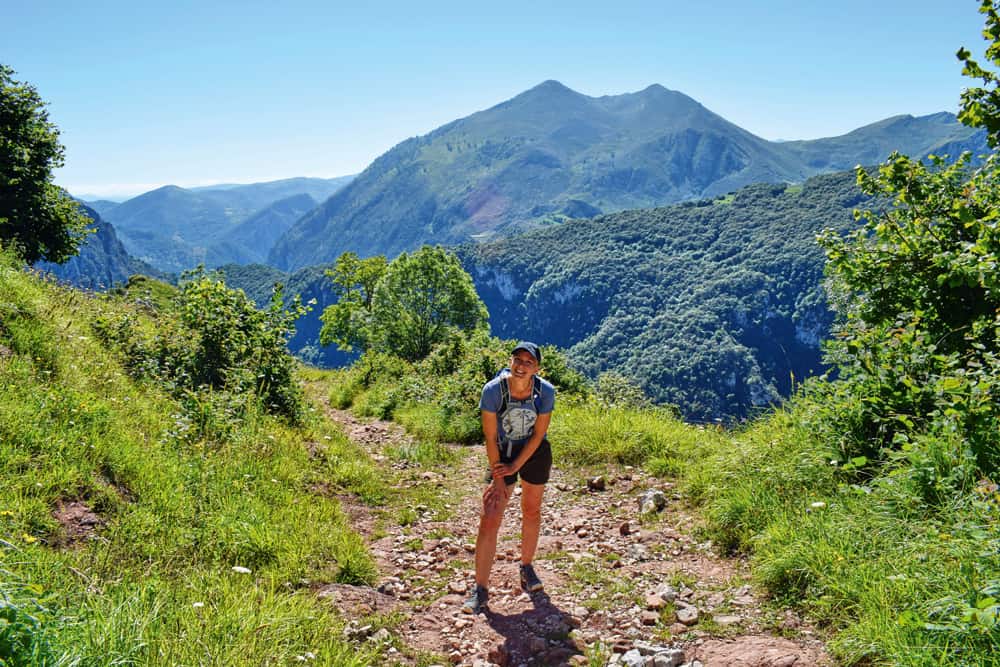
[958,0,1000,145]
[817,0,1000,475]
[319,251,388,352]
[0,65,89,263]
[320,246,489,361]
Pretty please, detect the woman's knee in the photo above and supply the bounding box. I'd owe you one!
[480,501,506,526]
[521,502,542,522]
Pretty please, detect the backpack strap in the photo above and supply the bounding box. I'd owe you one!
[499,374,542,417]
[499,375,511,419]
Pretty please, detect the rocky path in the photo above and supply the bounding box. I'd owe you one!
[319,403,830,667]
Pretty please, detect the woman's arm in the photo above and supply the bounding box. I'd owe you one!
[482,410,500,468]
[481,410,509,507]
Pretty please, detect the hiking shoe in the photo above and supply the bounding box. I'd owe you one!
[520,563,543,592]
[462,584,488,614]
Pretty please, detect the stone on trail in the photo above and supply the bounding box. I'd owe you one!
[639,489,668,514]
[447,580,468,594]
[656,583,678,602]
[675,605,699,625]
[713,614,741,626]
[587,475,607,491]
[645,592,667,609]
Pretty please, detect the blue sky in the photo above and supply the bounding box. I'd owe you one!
[4,1,990,199]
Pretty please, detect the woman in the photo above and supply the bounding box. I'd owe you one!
[464,341,555,614]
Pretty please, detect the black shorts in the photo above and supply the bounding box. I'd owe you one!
[486,439,552,486]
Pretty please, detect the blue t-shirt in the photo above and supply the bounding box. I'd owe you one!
[479,374,555,446]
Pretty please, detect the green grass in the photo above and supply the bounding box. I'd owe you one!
[682,401,1000,665]
[9,236,998,664]
[0,257,389,665]
[548,400,724,471]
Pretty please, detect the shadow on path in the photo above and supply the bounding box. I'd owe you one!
[484,590,583,666]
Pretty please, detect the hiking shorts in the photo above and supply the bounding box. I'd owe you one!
[486,439,552,486]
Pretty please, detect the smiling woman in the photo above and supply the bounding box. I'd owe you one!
[464,341,556,614]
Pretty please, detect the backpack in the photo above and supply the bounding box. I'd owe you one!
[487,368,542,460]
[496,368,543,433]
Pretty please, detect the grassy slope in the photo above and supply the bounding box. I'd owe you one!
[6,241,997,664]
[0,255,387,665]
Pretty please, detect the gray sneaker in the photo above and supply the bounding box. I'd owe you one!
[462,584,488,614]
[520,563,543,592]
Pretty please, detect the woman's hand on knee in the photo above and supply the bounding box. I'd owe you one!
[482,480,509,514]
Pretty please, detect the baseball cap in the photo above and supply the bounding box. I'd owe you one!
[511,341,541,363]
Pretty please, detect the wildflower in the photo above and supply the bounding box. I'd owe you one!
[810,501,826,509]
[192,601,205,608]
[22,533,37,544]
[0,510,14,517]
[231,566,251,574]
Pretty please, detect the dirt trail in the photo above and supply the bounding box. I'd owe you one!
[319,403,829,667]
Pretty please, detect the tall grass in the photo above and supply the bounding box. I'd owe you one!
[0,258,387,665]
[684,400,1000,665]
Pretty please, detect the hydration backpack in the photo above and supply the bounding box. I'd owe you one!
[496,368,543,422]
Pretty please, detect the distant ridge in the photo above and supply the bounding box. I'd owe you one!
[269,80,987,270]
[99,176,354,273]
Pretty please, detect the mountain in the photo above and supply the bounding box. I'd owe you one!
[189,175,354,211]
[35,206,164,289]
[106,185,233,272]
[102,176,354,273]
[269,80,986,270]
[456,170,872,421]
[205,193,317,266]
[82,199,122,217]
[781,112,989,170]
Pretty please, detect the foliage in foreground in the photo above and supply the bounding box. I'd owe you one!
[690,7,1000,663]
[0,250,386,665]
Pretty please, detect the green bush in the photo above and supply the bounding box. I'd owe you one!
[95,270,308,421]
[332,334,590,445]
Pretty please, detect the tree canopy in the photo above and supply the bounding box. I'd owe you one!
[320,246,488,362]
[0,65,89,263]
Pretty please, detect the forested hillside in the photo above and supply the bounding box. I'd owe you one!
[459,170,870,420]
[270,80,982,270]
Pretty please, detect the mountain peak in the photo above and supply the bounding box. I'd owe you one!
[147,184,186,197]
[530,79,575,93]
[515,79,586,103]
[639,83,670,95]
